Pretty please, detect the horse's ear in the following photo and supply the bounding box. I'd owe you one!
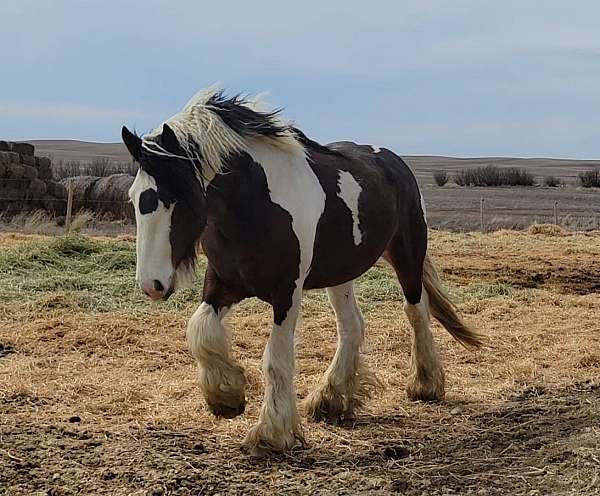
[122,126,142,161]
[161,123,180,153]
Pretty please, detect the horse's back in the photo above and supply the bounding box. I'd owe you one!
[303,141,426,290]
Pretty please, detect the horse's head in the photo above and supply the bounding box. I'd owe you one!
[122,124,207,300]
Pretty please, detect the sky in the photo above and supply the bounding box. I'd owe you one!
[1,0,599,158]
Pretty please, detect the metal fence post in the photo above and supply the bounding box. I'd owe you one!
[480,198,485,233]
[65,178,74,233]
[554,201,559,225]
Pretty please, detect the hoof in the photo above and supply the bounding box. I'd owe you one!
[406,384,445,402]
[199,364,247,419]
[304,392,354,425]
[305,365,380,424]
[406,372,445,402]
[207,398,246,419]
[243,422,304,455]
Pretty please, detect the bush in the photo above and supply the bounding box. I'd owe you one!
[89,157,112,177]
[502,168,535,186]
[454,165,502,186]
[53,159,137,179]
[53,160,83,179]
[578,169,600,188]
[544,176,561,187]
[454,165,535,187]
[433,170,448,186]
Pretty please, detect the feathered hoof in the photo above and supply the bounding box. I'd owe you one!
[200,364,247,419]
[304,390,354,425]
[243,422,305,457]
[206,397,246,419]
[406,371,446,402]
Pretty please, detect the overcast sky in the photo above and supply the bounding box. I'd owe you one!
[1,1,599,158]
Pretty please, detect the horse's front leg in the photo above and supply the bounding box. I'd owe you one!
[187,266,247,418]
[244,289,304,454]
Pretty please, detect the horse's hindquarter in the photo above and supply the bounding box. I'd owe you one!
[304,143,423,290]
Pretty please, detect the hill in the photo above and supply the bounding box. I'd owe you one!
[30,140,600,181]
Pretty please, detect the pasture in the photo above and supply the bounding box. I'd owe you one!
[26,139,600,233]
[1,229,599,495]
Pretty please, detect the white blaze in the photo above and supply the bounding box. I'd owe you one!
[129,169,175,289]
[336,171,363,246]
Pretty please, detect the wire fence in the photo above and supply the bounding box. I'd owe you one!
[1,191,599,237]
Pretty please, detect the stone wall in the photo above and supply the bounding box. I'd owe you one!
[0,141,66,216]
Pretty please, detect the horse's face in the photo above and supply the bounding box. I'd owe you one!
[122,125,207,300]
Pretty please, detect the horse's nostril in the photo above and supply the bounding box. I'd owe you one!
[153,280,164,292]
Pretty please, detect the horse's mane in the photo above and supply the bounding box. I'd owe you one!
[142,87,342,180]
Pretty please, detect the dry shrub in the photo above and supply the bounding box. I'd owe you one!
[454,165,535,187]
[53,159,137,180]
[544,175,561,187]
[7,210,56,234]
[69,210,95,232]
[502,167,535,186]
[527,223,569,236]
[578,169,600,188]
[53,160,83,179]
[433,170,448,186]
[88,157,112,177]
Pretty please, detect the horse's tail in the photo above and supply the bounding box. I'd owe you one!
[422,254,483,348]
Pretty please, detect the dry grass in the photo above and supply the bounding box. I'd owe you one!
[1,231,599,495]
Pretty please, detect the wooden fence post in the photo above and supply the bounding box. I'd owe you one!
[554,201,559,225]
[65,178,74,233]
[480,198,485,233]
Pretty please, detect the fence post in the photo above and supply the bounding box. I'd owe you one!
[65,178,74,233]
[480,198,485,233]
[554,201,559,225]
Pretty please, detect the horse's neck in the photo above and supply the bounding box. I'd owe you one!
[204,155,258,237]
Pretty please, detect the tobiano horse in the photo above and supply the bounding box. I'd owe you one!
[121,88,481,454]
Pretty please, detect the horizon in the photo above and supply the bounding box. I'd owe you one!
[25,138,600,163]
[2,1,599,160]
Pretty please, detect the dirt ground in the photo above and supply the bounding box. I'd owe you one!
[1,230,599,495]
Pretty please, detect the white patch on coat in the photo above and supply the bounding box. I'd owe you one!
[128,169,175,290]
[247,138,326,288]
[336,171,363,245]
[371,145,382,153]
[419,190,428,222]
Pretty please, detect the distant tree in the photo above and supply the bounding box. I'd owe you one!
[433,170,448,186]
[544,176,561,187]
[578,169,600,188]
[454,165,535,187]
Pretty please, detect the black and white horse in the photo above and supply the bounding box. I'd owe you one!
[122,88,481,453]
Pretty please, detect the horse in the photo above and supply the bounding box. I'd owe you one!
[121,88,481,454]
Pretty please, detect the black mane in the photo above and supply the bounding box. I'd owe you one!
[207,91,288,138]
[207,91,344,157]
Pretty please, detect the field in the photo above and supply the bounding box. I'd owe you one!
[1,229,599,495]
[30,140,600,232]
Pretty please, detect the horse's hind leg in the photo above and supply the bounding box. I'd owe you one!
[385,236,445,402]
[305,281,380,423]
